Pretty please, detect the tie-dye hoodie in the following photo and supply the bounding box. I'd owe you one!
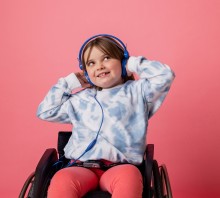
[37,56,175,165]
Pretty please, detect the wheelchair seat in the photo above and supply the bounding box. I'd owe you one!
[20,131,173,198]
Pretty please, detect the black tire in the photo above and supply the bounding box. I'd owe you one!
[159,164,173,198]
[19,172,35,198]
[152,160,163,198]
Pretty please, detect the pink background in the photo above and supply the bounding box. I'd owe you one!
[1,0,220,197]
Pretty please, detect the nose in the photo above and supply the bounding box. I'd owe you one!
[96,61,105,70]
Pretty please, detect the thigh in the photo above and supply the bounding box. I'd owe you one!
[99,164,143,198]
[48,167,99,198]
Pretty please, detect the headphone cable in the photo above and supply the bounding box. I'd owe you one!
[65,94,104,168]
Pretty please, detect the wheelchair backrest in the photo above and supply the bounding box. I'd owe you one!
[57,131,72,158]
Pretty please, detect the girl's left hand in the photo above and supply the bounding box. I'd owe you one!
[75,72,91,88]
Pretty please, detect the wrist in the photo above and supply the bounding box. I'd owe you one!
[64,73,82,90]
[126,56,138,74]
[126,67,133,77]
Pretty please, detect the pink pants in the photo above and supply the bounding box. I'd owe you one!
[48,164,143,198]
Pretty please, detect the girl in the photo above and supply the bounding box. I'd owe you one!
[37,34,175,198]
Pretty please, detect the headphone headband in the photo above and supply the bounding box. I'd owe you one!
[78,34,129,85]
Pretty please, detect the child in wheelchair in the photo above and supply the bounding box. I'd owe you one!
[37,34,175,198]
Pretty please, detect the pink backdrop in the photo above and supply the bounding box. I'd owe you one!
[1,0,220,197]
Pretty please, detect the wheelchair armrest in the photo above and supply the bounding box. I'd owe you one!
[32,148,58,197]
[144,144,154,198]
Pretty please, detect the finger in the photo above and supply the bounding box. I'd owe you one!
[82,83,92,88]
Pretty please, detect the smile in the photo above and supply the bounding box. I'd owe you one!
[97,72,110,78]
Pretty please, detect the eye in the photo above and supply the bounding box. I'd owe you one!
[104,56,110,61]
[87,61,94,67]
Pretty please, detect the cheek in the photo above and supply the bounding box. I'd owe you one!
[110,61,121,70]
[115,65,122,75]
[86,69,94,77]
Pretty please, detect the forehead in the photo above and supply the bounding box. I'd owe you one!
[84,46,105,61]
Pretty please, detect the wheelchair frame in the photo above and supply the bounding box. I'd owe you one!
[20,131,173,198]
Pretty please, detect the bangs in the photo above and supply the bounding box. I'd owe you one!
[82,37,124,69]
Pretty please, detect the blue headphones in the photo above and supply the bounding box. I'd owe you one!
[78,34,129,86]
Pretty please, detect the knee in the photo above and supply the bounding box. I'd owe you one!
[100,164,143,197]
[119,164,142,181]
[48,168,81,198]
[50,168,74,187]
[48,167,99,198]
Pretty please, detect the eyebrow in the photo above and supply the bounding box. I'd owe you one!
[86,59,94,65]
[86,54,107,65]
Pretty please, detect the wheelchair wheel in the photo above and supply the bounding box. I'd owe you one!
[152,160,163,198]
[159,164,173,198]
[19,172,35,198]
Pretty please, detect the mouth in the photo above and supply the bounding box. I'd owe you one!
[97,72,110,78]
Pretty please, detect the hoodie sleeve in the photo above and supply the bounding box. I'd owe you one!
[127,56,175,118]
[37,73,82,123]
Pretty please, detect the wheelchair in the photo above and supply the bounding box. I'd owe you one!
[20,131,173,198]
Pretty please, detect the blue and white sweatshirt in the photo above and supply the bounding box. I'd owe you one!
[37,56,175,165]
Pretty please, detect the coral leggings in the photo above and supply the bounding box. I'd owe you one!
[48,164,143,198]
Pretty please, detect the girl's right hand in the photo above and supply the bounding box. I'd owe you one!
[75,72,92,88]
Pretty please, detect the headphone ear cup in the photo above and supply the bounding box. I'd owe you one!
[123,50,129,59]
[79,61,83,70]
[84,71,95,86]
[121,58,128,78]
[121,49,129,77]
